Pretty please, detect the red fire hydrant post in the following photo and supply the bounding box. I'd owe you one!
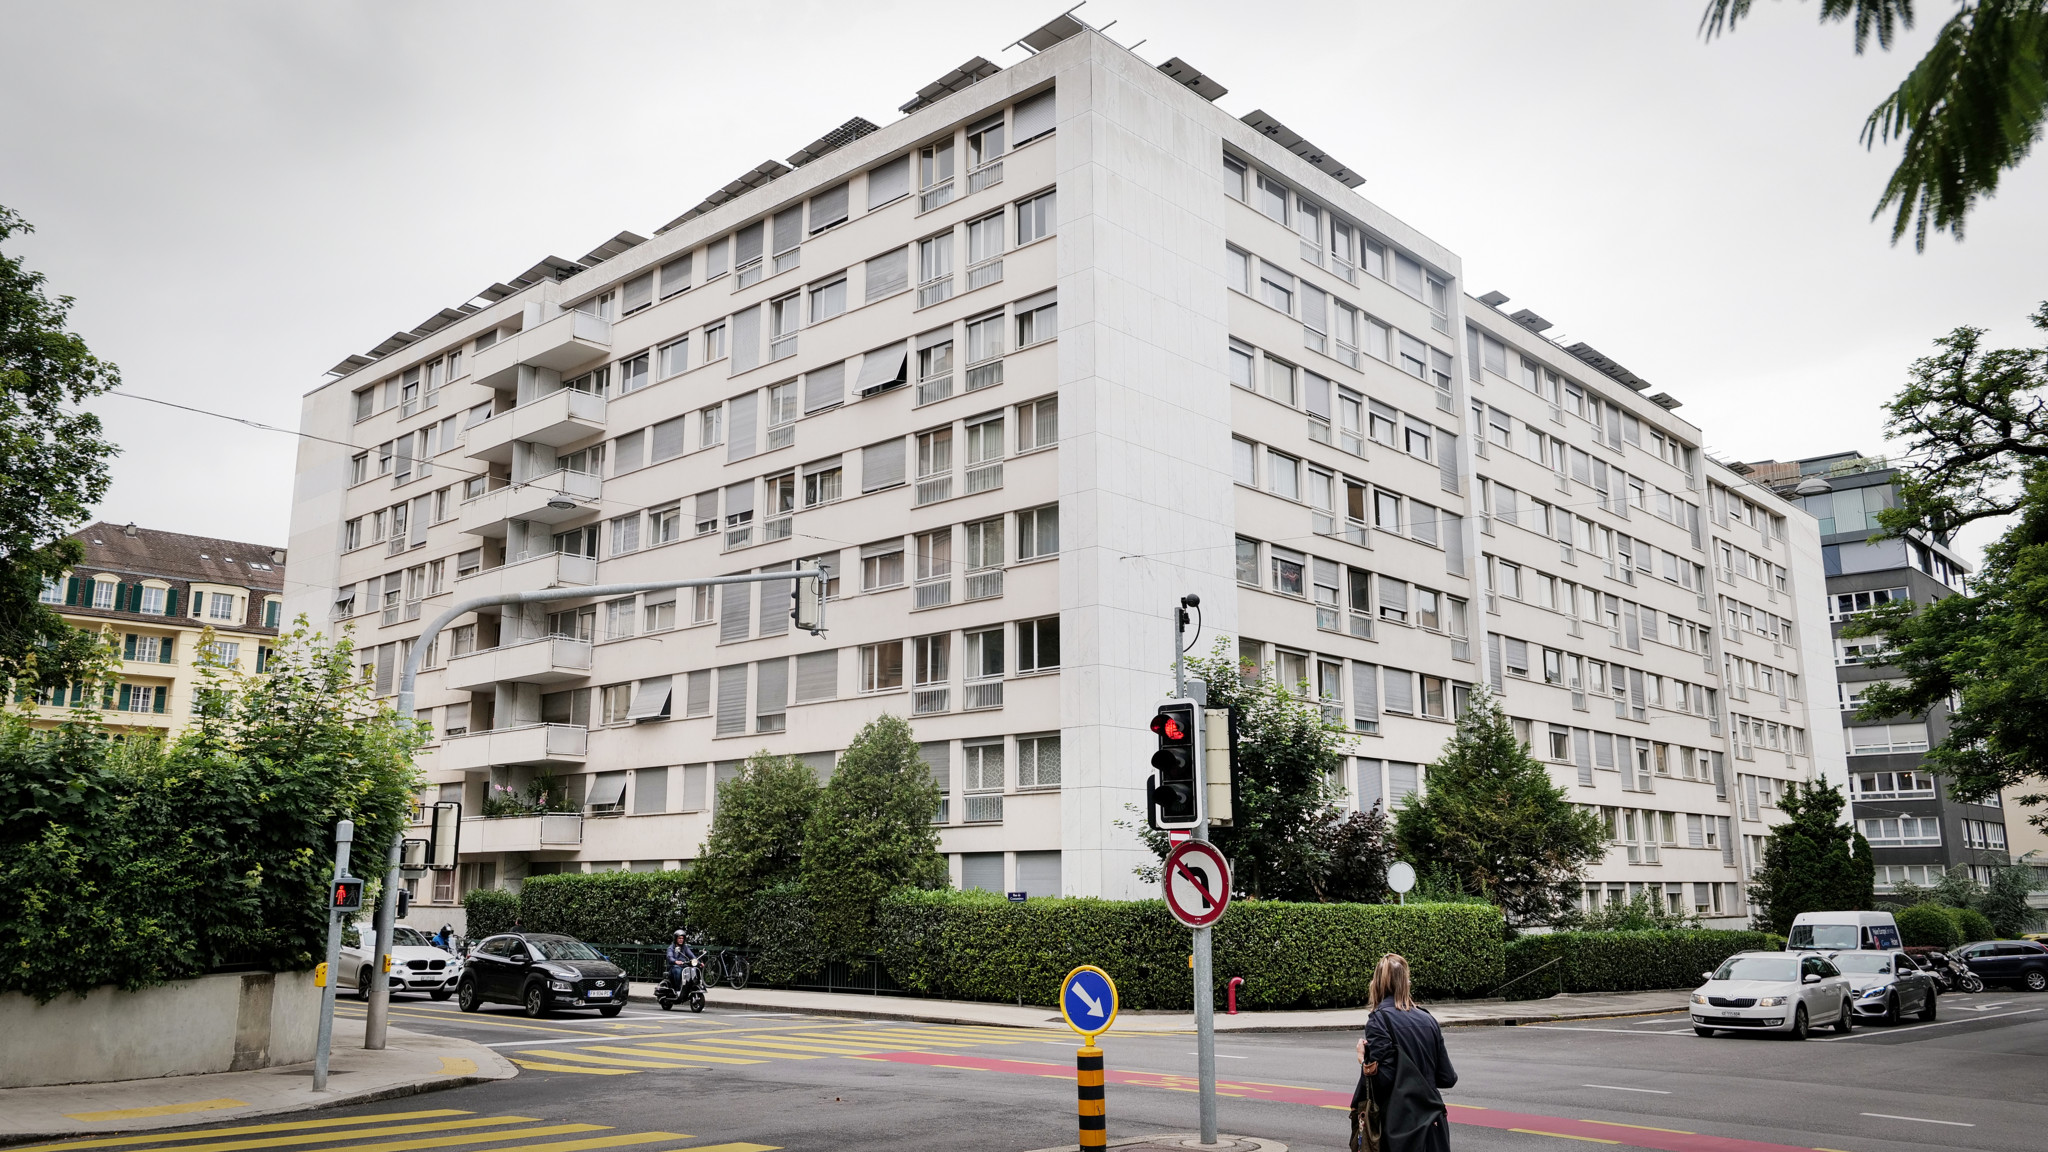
[1227,977,1244,1014]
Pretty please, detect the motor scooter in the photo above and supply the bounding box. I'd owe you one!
[654,959,707,1012]
[1924,951,1984,994]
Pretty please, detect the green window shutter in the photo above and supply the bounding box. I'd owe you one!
[165,588,180,616]
[69,682,84,706]
[65,577,81,606]
[117,684,131,711]
[152,686,167,714]
[161,637,175,664]
[123,634,136,660]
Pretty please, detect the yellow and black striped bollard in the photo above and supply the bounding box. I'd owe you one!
[1077,1043,1107,1149]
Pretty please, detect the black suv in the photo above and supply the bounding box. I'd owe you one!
[1955,939,2048,992]
[457,932,629,1017]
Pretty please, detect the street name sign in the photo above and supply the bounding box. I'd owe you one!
[1162,840,1231,928]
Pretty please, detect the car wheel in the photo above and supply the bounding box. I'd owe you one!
[1919,991,1937,1021]
[599,1004,624,1018]
[1881,994,1899,1027]
[1788,1004,1809,1041]
[523,983,550,1019]
[430,990,452,1002]
[2024,969,2048,993]
[1836,1000,1855,1034]
[457,978,480,1013]
[356,968,374,1002]
[1694,1026,1715,1037]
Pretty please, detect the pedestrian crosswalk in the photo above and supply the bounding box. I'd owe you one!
[509,1022,1057,1077]
[11,1109,775,1152]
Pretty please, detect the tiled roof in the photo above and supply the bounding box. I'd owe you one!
[70,521,285,592]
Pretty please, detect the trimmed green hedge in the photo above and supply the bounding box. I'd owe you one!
[1896,902,1960,948]
[517,870,689,944]
[1502,929,1782,1001]
[462,888,518,938]
[874,890,1505,1009]
[1952,906,1995,943]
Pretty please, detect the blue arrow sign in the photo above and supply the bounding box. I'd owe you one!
[1060,965,1119,1038]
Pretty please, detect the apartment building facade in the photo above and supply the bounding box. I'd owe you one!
[22,521,285,733]
[1747,453,2006,894]
[287,20,1844,927]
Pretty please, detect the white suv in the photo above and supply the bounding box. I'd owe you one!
[1691,951,1854,1040]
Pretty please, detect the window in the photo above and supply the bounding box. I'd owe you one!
[1226,246,1252,294]
[967,212,1005,289]
[1234,438,1258,486]
[1017,733,1060,788]
[919,136,956,210]
[809,275,847,324]
[768,293,801,360]
[861,538,906,590]
[658,337,690,379]
[1832,587,1909,620]
[1269,451,1300,501]
[917,231,954,307]
[1270,546,1305,596]
[1861,817,1942,847]
[615,352,649,396]
[1016,291,1056,346]
[1009,503,1058,560]
[1018,395,1057,451]
[1258,261,1294,314]
[609,513,640,555]
[1373,490,1402,532]
[1229,339,1255,390]
[804,458,843,506]
[1255,173,1289,223]
[1224,153,1248,200]
[644,592,676,633]
[1017,616,1060,672]
[858,640,905,692]
[1236,538,1260,585]
[700,405,725,449]
[1848,723,1930,755]
[207,591,236,620]
[139,585,166,614]
[1016,189,1056,244]
[1265,355,1297,406]
[966,626,1004,681]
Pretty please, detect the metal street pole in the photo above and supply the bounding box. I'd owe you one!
[313,819,352,1091]
[1174,594,1218,1147]
[365,566,825,1049]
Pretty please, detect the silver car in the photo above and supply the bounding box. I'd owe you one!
[1830,950,1937,1024]
[1691,951,1855,1039]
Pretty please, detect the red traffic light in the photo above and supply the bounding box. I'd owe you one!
[1151,712,1189,743]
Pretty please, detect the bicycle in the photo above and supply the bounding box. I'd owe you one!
[687,932,752,989]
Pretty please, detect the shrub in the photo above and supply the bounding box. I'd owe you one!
[1895,902,1962,948]
[801,716,947,959]
[518,870,689,943]
[745,884,822,985]
[463,888,518,939]
[687,752,819,945]
[1951,905,1996,943]
[1501,930,1781,1001]
[874,890,1505,1009]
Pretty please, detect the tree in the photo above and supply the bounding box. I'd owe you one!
[1844,305,2048,825]
[1747,779,1876,933]
[686,751,820,944]
[800,715,947,959]
[1891,861,2044,935]
[1393,689,1607,926]
[1701,1,2048,248]
[0,204,122,691]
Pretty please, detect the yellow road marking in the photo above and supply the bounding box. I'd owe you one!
[779,1033,984,1049]
[1508,1131,1621,1145]
[578,1044,761,1066]
[652,1036,877,1055]
[671,1146,778,1152]
[64,1101,250,1123]
[451,1135,696,1152]
[9,1111,474,1152]
[509,1062,637,1076]
[291,1124,608,1152]
[517,1050,707,1070]
[629,1042,819,1060]
[1580,1120,1695,1135]
[337,1009,610,1037]
[53,1116,546,1152]
[438,1058,479,1077]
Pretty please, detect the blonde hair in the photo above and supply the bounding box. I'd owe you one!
[1370,953,1415,1011]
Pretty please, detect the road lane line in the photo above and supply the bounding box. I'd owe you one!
[1579,1121,1692,1134]
[515,1050,708,1070]
[1859,1113,1973,1127]
[1811,1006,2040,1041]
[507,1062,636,1076]
[1519,1027,1688,1037]
[67,1116,549,1152]
[579,1044,761,1065]
[1508,1130,1620,1144]
[1581,1086,1672,1095]
[6,1113,473,1152]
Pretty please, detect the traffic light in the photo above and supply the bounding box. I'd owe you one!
[396,888,412,920]
[1148,699,1202,828]
[332,877,365,912]
[1204,707,1236,826]
[792,559,826,633]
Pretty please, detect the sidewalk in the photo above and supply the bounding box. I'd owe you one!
[631,981,1687,1032]
[0,1027,514,1144]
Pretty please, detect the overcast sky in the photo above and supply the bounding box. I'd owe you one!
[5,0,2042,566]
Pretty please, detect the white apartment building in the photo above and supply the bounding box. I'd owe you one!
[286,17,1844,927]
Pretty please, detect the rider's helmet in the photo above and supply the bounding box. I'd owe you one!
[674,928,688,938]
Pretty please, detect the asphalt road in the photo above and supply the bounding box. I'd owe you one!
[38,990,2042,1152]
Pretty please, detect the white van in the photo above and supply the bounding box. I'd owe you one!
[1787,911,1902,952]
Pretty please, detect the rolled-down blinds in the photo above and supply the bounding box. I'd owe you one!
[651,416,687,461]
[731,306,762,374]
[759,564,791,636]
[716,665,747,735]
[863,437,907,490]
[920,741,951,790]
[720,580,751,643]
[621,273,652,313]
[660,254,691,298]
[1382,669,1414,714]
[756,658,789,715]
[1013,88,1056,143]
[1388,762,1419,804]
[866,248,909,300]
[809,183,849,232]
[625,675,672,720]
[734,221,764,266]
[1351,663,1379,722]
[1574,729,1594,785]
[1356,760,1384,810]
[856,343,908,391]
[772,207,802,256]
[805,361,846,412]
[795,650,838,702]
[867,156,910,208]
[727,389,757,460]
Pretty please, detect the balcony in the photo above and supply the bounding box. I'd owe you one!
[454,550,597,599]
[470,309,613,390]
[438,723,588,772]
[444,634,593,692]
[465,812,584,854]
[456,469,602,537]
[466,388,607,463]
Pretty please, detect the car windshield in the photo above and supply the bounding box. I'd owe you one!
[1831,954,1892,974]
[1715,957,1797,982]
[1787,924,1859,950]
[529,938,603,961]
[390,927,431,948]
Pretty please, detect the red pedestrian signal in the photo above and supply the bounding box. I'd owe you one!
[332,878,365,911]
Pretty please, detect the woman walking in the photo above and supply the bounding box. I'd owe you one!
[1353,953,1458,1152]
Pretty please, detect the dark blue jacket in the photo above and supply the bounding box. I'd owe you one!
[1358,1005,1458,1152]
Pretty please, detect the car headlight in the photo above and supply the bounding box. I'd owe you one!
[549,980,575,992]
[1860,986,1888,998]
[1691,992,1708,1004]
[1755,996,1787,1007]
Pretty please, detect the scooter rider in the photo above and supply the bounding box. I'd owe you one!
[666,930,698,993]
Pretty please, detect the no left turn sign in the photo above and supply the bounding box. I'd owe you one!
[1161,840,1231,928]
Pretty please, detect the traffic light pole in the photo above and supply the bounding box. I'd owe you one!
[314,820,353,1092]
[1173,597,1219,1147]
[364,566,827,1049]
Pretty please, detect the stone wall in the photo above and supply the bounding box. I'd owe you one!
[0,970,319,1087]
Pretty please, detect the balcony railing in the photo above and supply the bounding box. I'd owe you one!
[916,374,954,406]
[913,686,949,715]
[964,569,1003,600]
[914,476,952,506]
[963,679,1003,711]
[964,793,1003,823]
[967,258,1003,291]
[917,276,954,309]
[919,180,955,212]
[914,579,951,609]
[966,360,1003,391]
[968,160,1003,193]
[965,462,1003,495]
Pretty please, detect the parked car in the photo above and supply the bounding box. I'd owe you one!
[1786,910,1903,952]
[1829,949,1937,1024]
[339,925,462,1001]
[456,932,629,1017]
[1953,939,2048,992]
[1690,951,1855,1039]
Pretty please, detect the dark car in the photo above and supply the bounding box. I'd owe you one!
[1954,939,2048,993]
[456,932,629,1017]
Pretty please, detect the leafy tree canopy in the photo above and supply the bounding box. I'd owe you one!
[1702,1,2048,248]
[0,204,121,689]
[1392,689,1607,926]
[1746,779,1876,933]
[799,715,947,959]
[687,751,820,944]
